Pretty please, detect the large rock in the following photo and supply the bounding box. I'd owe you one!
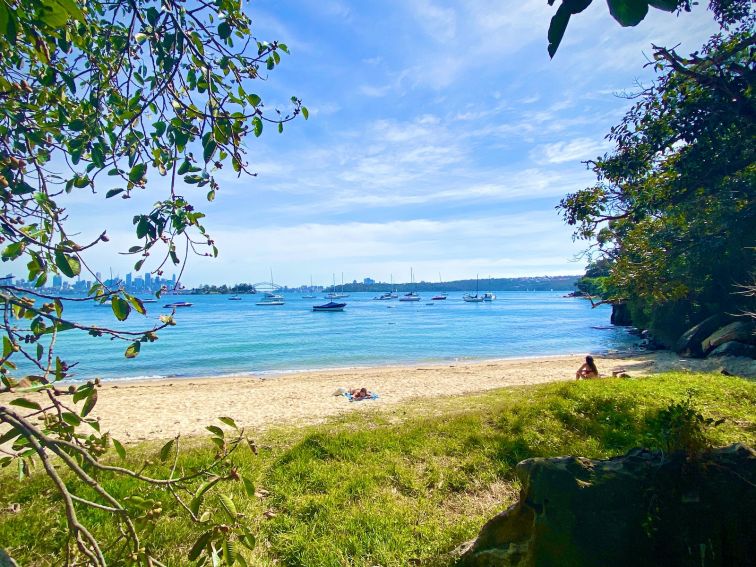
[702,321,756,355]
[459,444,756,567]
[708,341,756,359]
[674,314,733,357]
[610,302,632,326]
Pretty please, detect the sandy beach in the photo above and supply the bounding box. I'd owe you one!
[3,352,754,442]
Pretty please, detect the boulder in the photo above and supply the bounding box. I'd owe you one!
[708,341,756,359]
[702,321,756,355]
[459,444,756,567]
[610,303,632,326]
[674,314,733,358]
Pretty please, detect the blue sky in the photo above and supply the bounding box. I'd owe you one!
[64,1,718,287]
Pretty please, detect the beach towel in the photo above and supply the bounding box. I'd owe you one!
[344,392,379,402]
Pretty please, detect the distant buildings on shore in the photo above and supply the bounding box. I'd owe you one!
[5,272,180,294]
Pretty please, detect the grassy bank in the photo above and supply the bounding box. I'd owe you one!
[1,372,755,566]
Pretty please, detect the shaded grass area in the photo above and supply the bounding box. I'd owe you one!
[1,372,755,566]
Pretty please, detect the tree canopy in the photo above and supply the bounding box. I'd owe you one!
[0,0,304,564]
[559,10,755,343]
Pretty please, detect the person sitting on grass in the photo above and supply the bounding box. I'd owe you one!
[576,355,599,380]
[350,387,372,400]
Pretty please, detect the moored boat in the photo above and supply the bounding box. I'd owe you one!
[399,292,421,302]
[164,301,193,308]
[463,274,484,302]
[256,292,284,306]
[399,268,421,301]
[312,301,346,312]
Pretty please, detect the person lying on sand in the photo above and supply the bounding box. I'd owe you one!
[576,355,599,380]
[350,387,372,400]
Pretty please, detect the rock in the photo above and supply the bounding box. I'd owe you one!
[610,302,632,326]
[0,549,19,567]
[702,321,756,355]
[708,341,756,359]
[674,314,733,358]
[460,444,756,567]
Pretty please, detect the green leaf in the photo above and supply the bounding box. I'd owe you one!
[62,412,81,427]
[218,494,237,521]
[607,0,649,27]
[242,477,255,497]
[188,531,213,561]
[129,163,148,183]
[125,341,141,358]
[648,0,676,11]
[252,116,263,137]
[248,94,261,106]
[177,159,191,175]
[106,188,125,198]
[547,3,572,58]
[222,539,236,565]
[206,425,225,438]
[203,139,217,163]
[126,295,146,315]
[218,21,231,39]
[146,6,160,25]
[238,528,256,551]
[2,241,26,261]
[10,398,41,410]
[81,389,98,417]
[218,416,237,429]
[54,250,81,278]
[159,438,175,462]
[111,296,131,321]
[301,106,309,120]
[0,427,21,446]
[136,217,149,239]
[113,438,127,459]
[3,336,14,357]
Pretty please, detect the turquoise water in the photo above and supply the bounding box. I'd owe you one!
[41,292,635,382]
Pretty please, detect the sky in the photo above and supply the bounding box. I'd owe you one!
[58,1,720,287]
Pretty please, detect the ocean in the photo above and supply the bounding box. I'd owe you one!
[39,291,636,382]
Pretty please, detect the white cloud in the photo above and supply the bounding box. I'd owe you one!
[532,137,610,165]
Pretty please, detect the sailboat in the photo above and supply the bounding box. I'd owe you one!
[314,274,347,311]
[463,274,485,303]
[399,268,421,301]
[326,272,349,299]
[256,269,285,305]
[302,275,317,299]
[432,273,448,300]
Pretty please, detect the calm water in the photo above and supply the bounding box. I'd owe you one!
[39,292,635,382]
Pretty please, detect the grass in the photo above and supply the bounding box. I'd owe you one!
[1,372,755,566]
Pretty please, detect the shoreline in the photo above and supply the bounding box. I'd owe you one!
[5,351,753,443]
[66,348,639,385]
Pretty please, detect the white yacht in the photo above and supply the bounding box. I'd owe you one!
[256,292,284,306]
[399,268,421,301]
